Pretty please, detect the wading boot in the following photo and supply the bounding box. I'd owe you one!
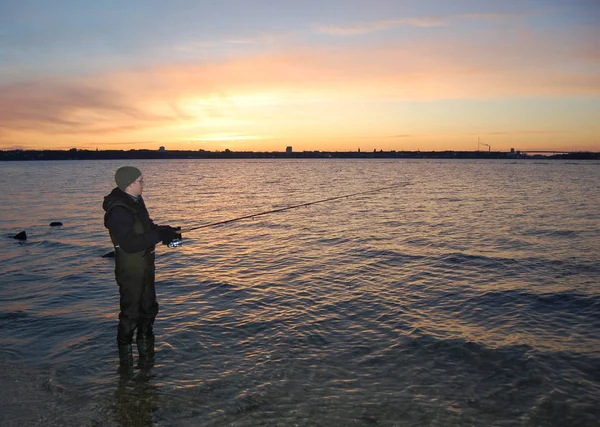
[136,334,155,368]
[118,343,133,366]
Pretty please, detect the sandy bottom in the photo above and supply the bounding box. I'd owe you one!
[1,359,100,427]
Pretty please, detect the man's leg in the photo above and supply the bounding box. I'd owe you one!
[137,265,159,362]
[117,278,143,365]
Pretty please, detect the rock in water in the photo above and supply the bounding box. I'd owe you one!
[102,251,115,258]
[49,222,63,227]
[13,231,27,240]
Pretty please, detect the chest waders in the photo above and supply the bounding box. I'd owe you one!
[106,200,158,366]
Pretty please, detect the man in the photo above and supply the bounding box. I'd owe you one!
[103,166,181,365]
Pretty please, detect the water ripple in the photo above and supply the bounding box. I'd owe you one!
[1,159,599,426]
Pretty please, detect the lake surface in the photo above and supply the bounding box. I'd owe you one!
[1,159,599,426]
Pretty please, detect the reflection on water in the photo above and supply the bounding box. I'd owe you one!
[115,361,157,427]
[0,159,599,426]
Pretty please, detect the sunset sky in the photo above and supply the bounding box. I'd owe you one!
[1,0,599,152]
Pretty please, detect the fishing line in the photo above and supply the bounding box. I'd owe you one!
[180,182,411,234]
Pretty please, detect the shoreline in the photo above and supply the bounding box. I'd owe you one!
[2,149,599,161]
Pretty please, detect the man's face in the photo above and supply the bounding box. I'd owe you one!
[127,175,144,197]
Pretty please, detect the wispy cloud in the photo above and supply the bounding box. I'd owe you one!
[460,12,529,21]
[1,16,598,151]
[173,33,281,52]
[315,11,527,36]
[315,17,446,35]
[482,130,568,135]
[174,42,213,52]
[1,33,598,139]
[0,80,178,136]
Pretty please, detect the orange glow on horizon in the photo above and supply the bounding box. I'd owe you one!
[1,26,598,153]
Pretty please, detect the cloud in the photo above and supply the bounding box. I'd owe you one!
[146,28,600,100]
[314,11,527,36]
[173,33,282,53]
[1,20,598,150]
[315,17,447,35]
[0,80,180,136]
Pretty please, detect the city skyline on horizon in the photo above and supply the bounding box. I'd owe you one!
[4,144,594,155]
[1,1,599,153]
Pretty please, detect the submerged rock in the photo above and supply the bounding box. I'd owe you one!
[13,231,27,240]
[49,222,63,227]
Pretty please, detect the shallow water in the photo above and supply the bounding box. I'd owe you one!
[1,159,599,426]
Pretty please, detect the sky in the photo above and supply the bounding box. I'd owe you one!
[1,0,599,153]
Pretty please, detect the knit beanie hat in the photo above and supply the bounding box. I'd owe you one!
[115,166,142,191]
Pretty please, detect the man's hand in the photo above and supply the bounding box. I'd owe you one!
[156,225,182,246]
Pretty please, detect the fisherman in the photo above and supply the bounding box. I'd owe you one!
[103,166,181,366]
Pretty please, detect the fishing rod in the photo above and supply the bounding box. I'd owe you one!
[101,182,410,255]
[180,182,411,234]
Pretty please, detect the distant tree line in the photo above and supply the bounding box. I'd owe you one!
[1,149,598,161]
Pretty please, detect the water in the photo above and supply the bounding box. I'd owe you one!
[1,159,599,426]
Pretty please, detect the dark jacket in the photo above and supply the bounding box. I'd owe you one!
[103,188,162,281]
[103,187,162,253]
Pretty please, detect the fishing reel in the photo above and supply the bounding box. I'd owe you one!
[168,238,183,248]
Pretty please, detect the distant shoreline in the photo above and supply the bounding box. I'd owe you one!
[1,149,599,161]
